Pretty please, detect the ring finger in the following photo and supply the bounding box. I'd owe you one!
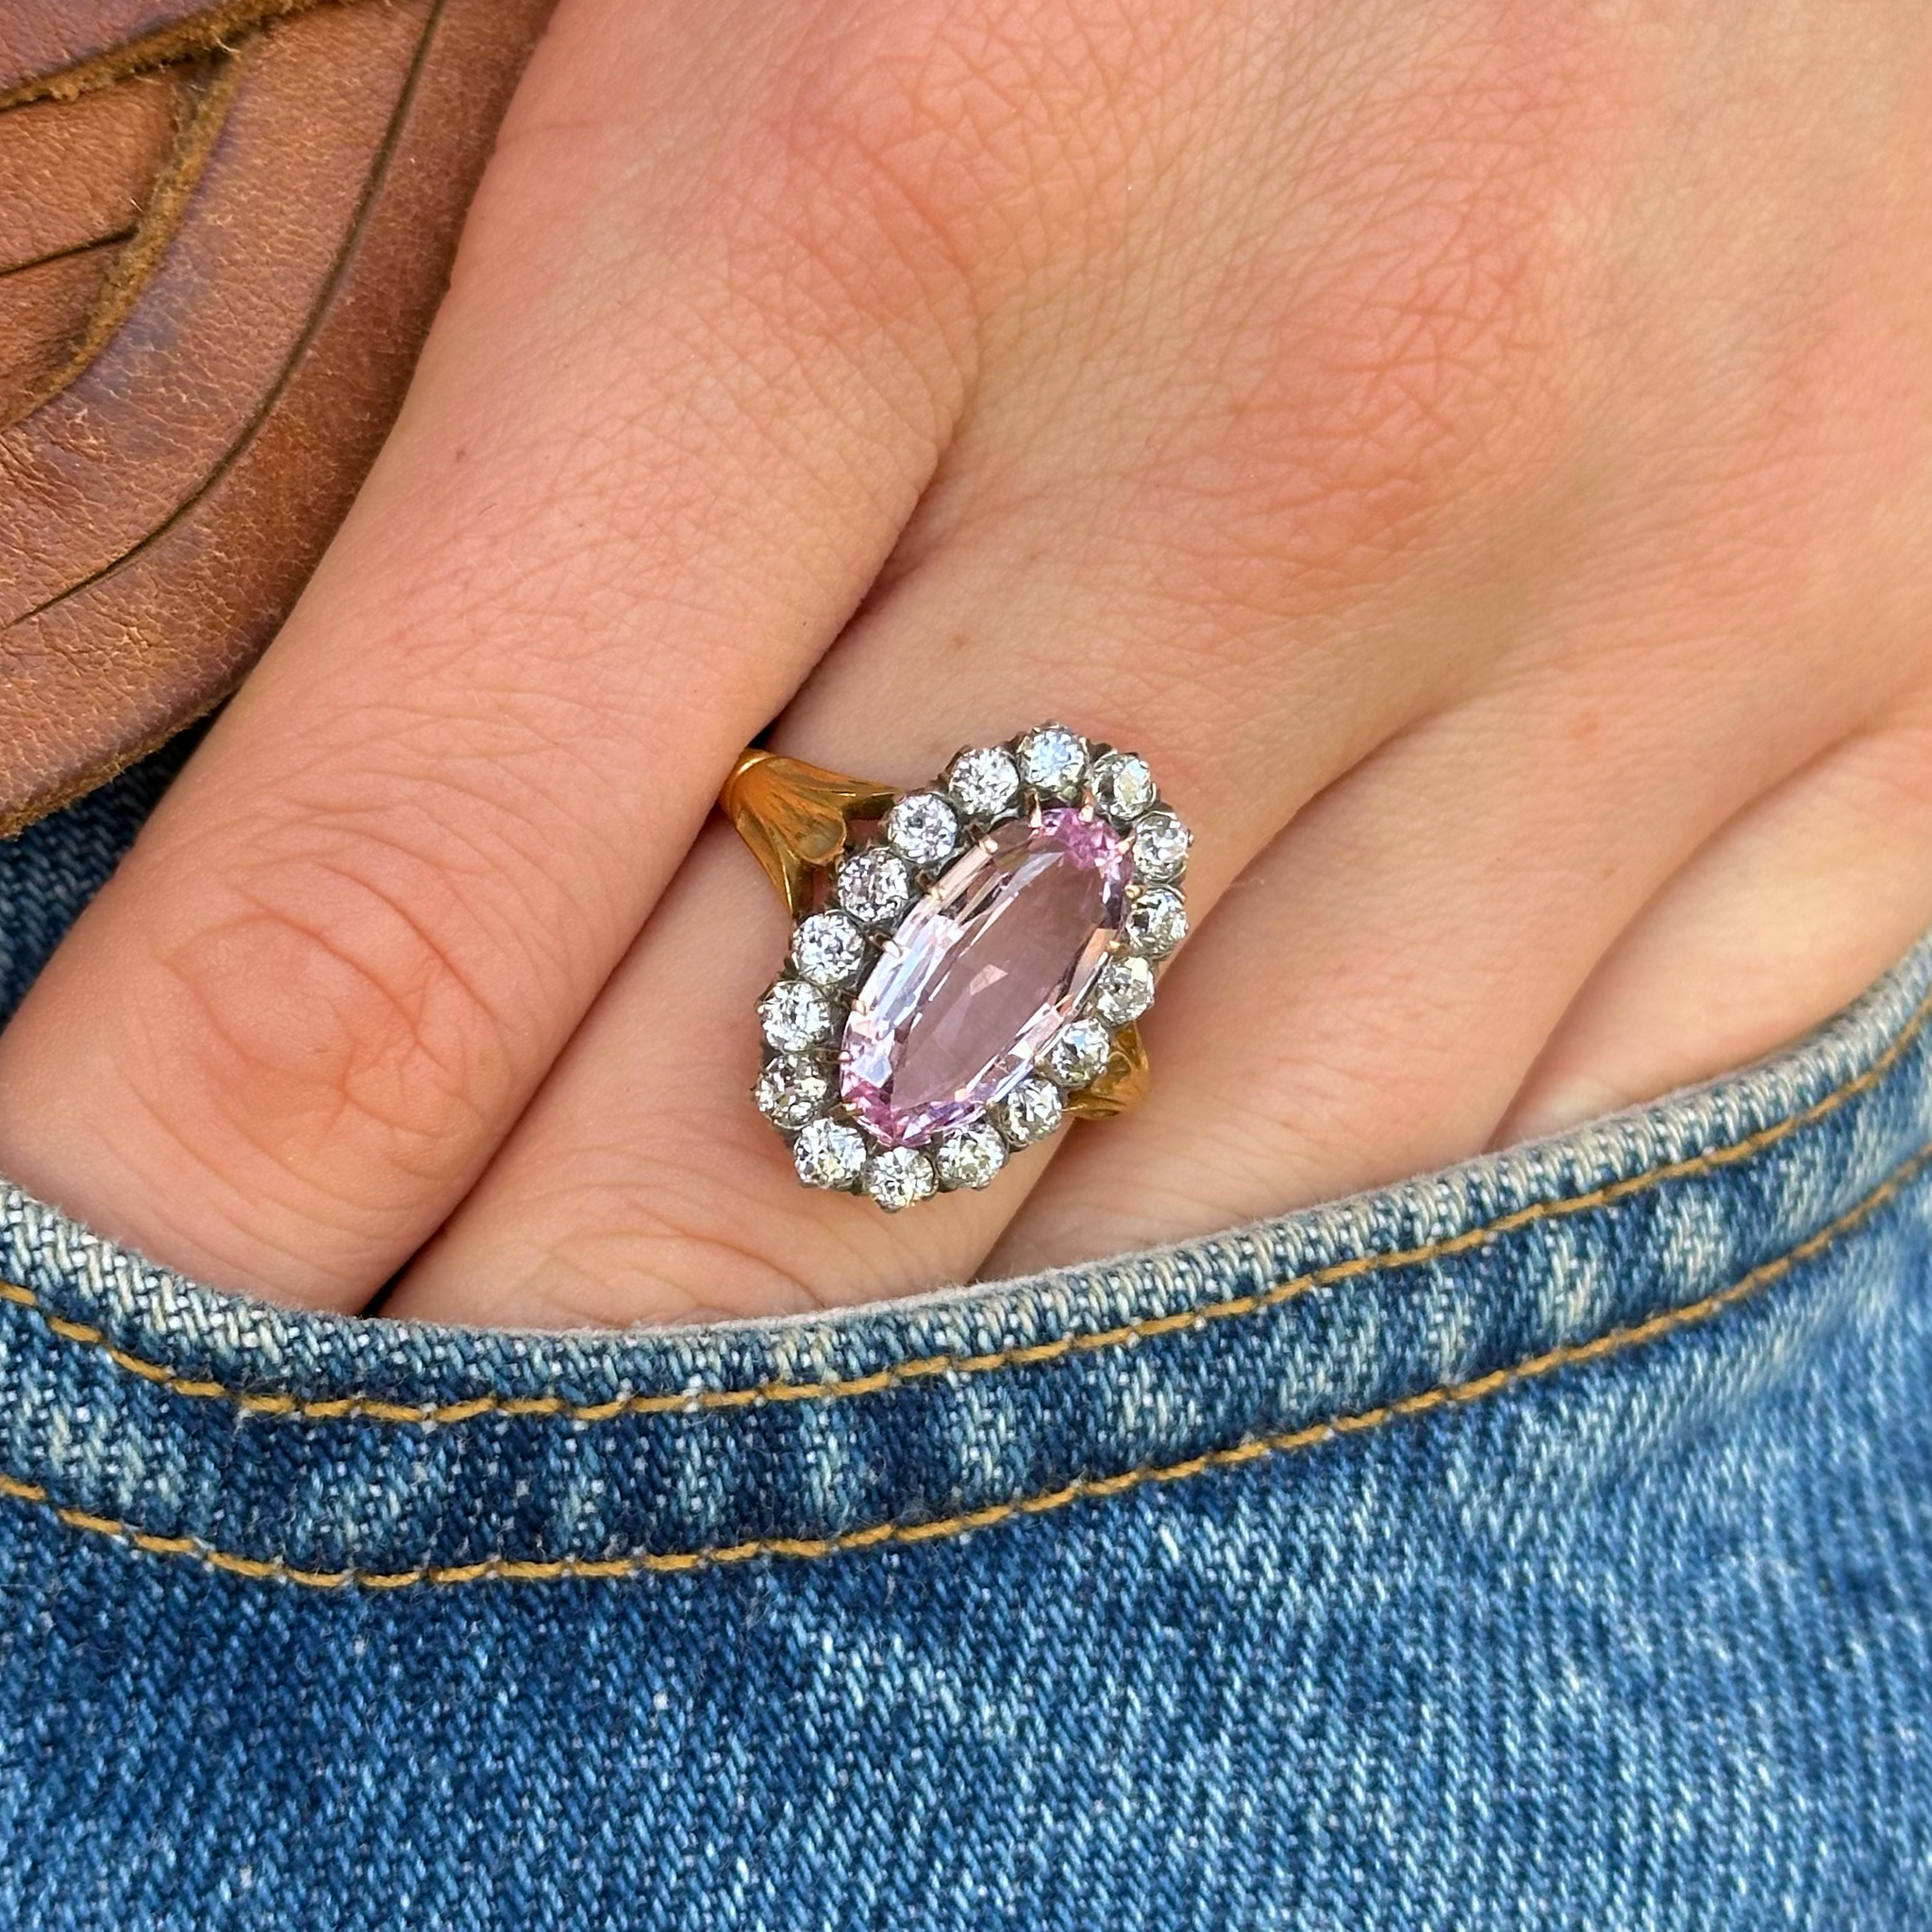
[382,461,1522,1327]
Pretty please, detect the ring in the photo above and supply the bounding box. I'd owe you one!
[721,725,1191,1210]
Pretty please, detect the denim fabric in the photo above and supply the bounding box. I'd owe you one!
[0,762,1927,1928]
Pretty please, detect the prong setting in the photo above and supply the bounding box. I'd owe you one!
[749,724,1191,1208]
[884,791,961,871]
[791,911,868,989]
[835,847,914,928]
[992,1075,1065,1148]
[1092,954,1156,1027]
[1041,1017,1113,1089]
[945,745,1023,820]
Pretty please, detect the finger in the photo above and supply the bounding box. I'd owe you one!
[383,0,1656,1328]
[1496,716,1932,1142]
[418,0,1932,1318]
[391,814,1025,1326]
[983,655,1887,1276]
[383,406,1562,1330]
[0,0,997,1307]
[386,703,1301,1329]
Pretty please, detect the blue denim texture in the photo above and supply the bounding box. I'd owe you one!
[0,751,1927,1928]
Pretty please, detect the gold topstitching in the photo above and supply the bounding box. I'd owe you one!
[1,985,1926,1429]
[1,1136,1924,1587]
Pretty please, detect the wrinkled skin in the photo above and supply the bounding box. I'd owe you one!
[1,0,1929,1326]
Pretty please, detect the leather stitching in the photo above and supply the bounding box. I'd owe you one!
[0,0,339,112]
[2,983,1927,1428]
[5,55,243,425]
[8,0,450,638]
[2,1135,1925,1587]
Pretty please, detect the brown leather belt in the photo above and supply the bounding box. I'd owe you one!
[0,0,555,836]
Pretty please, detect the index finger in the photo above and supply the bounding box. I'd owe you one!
[0,0,1003,1307]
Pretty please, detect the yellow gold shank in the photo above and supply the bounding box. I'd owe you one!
[720,750,898,919]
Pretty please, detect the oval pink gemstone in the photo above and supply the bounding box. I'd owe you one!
[840,808,1131,1148]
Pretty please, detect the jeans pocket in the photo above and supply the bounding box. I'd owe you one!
[2,758,1930,1928]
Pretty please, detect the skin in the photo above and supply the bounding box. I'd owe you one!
[0,0,1928,1328]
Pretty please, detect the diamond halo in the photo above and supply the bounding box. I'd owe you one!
[747,725,1192,1208]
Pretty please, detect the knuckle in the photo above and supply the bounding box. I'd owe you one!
[1126,29,1586,607]
[134,824,526,1207]
[735,0,1161,323]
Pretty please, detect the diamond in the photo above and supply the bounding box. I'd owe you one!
[884,792,960,871]
[1091,751,1157,822]
[947,745,1022,820]
[1016,725,1088,800]
[864,1146,937,1211]
[794,1117,866,1189]
[791,912,867,988]
[759,978,833,1052]
[933,1120,1008,1191]
[994,1075,1064,1147]
[1124,887,1188,958]
[836,846,914,927]
[1041,1017,1113,1089]
[1131,810,1191,882]
[1092,953,1155,1025]
[755,1054,830,1129]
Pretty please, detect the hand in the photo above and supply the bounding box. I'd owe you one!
[2,0,1929,1326]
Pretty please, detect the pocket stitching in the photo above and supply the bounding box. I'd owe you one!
[7,984,1927,1426]
[4,1135,1924,1587]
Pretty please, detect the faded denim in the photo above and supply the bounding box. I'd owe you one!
[0,743,1926,1929]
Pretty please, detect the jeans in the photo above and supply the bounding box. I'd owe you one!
[0,742,1926,1930]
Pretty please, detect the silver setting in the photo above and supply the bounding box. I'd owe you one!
[836,847,914,927]
[755,1054,831,1129]
[865,1146,937,1211]
[749,724,1193,1208]
[1130,809,1191,883]
[1091,954,1155,1026]
[1091,751,1158,823]
[1124,887,1188,958]
[884,791,960,871]
[794,1117,867,1189]
[759,978,834,1053]
[934,1121,1008,1191]
[1041,1017,1113,1089]
[946,745,1023,819]
[791,911,868,989]
[993,1075,1065,1148]
[1016,724,1089,800]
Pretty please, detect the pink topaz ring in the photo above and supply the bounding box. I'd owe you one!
[721,726,1191,1210]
